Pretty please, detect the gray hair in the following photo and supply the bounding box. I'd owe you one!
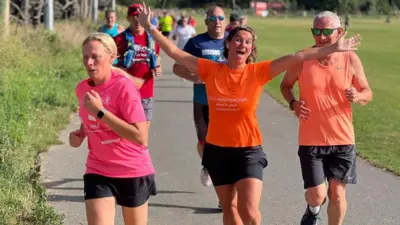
[205,5,224,18]
[313,11,341,28]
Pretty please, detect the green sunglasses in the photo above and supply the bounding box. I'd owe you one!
[311,28,338,36]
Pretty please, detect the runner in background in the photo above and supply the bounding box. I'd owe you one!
[225,13,240,32]
[98,9,124,37]
[159,11,174,38]
[114,4,162,128]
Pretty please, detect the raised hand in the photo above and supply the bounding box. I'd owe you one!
[137,2,152,29]
[333,31,361,52]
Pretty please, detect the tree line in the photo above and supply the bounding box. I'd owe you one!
[118,0,399,15]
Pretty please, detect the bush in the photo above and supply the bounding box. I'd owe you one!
[0,25,88,224]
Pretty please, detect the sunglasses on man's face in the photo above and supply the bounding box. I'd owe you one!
[311,28,338,36]
[208,15,225,22]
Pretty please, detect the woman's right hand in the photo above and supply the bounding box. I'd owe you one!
[137,2,152,29]
[69,130,85,148]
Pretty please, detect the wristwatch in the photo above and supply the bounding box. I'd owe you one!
[96,108,107,119]
[289,99,296,111]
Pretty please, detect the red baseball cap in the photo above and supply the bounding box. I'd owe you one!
[127,3,142,17]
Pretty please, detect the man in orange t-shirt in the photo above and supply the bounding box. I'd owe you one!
[280,11,373,225]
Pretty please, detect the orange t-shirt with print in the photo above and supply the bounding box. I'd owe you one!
[197,58,272,147]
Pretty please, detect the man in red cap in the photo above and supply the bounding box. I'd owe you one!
[114,3,162,128]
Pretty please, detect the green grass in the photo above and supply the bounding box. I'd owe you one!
[0,25,88,224]
[193,16,400,175]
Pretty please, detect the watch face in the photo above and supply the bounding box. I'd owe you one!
[97,110,105,119]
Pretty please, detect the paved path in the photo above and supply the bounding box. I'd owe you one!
[41,52,400,225]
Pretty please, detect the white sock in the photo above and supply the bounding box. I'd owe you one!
[309,205,320,214]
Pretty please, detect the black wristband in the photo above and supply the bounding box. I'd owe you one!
[289,99,296,111]
[96,108,107,119]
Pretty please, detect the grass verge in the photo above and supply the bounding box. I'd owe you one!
[0,21,91,224]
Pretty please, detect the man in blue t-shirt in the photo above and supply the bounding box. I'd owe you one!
[173,6,227,192]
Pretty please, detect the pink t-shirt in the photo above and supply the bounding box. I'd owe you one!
[76,71,155,178]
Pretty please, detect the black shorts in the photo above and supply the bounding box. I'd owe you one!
[193,102,209,144]
[161,31,171,37]
[202,143,268,186]
[298,145,357,189]
[83,173,157,207]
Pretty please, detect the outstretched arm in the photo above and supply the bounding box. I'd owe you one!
[269,32,361,79]
[173,63,201,82]
[137,3,198,74]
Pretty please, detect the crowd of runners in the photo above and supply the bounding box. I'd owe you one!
[69,2,372,225]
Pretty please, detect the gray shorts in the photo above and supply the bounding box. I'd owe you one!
[141,98,155,121]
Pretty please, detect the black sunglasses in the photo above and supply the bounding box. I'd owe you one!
[311,28,338,36]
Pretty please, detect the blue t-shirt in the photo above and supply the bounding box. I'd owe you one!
[183,32,227,105]
[101,24,119,65]
[151,17,159,27]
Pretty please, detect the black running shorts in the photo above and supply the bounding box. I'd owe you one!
[202,143,268,186]
[84,173,157,207]
[193,102,209,144]
[298,145,357,189]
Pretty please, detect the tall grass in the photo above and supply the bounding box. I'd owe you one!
[0,22,90,224]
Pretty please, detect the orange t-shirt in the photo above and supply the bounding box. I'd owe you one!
[197,58,271,147]
[298,52,354,146]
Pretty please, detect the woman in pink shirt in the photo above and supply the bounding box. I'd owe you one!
[69,32,156,225]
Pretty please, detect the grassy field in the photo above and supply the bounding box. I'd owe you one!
[192,16,400,174]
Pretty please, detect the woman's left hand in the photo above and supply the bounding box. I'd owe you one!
[137,2,152,30]
[84,90,104,115]
[333,31,361,52]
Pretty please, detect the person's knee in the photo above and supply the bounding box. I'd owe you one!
[223,201,238,213]
[307,185,327,206]
[237,204,261,224]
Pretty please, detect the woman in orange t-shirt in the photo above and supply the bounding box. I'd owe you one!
[137,4,360,225]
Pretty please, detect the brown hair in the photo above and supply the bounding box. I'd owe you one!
[223,26,257,63]
[105,9,116,17]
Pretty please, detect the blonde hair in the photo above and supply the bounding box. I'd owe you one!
[82,32,131,74]
[82,32,117,57]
